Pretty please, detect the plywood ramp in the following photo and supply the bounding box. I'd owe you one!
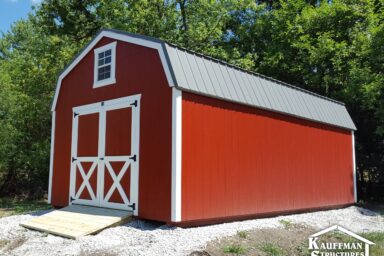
[20,205,133,239]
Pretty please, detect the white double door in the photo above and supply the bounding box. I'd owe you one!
[69,95,140,214]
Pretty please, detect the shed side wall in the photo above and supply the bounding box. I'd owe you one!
[51,37,172,222]
[181,92,354,222]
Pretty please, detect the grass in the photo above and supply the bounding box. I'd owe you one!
[279,219,295,229]
[260,242,283,256]
[223,244,247,254]
[237,230,248,239]
[0,197,51,218]
[363,232,384,255]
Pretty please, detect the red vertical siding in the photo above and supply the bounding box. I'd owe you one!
[182,92,354,222]
[51,37,172,222]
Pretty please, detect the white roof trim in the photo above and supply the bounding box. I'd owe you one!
[310,225,374,245]
[51,30,175,111]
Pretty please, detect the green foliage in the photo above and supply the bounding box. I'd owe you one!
[0,0,383,200]
[223,243,247,254]
[260,242,283,256]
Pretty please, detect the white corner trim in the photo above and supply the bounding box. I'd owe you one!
[51,30,175,111]
[93,41,117,88]
[352,131,357,203]
[47,111,56,204]
[171,88,182,222]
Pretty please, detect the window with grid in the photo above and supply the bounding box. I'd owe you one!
[93,42,116,88]
[97,49,112,81]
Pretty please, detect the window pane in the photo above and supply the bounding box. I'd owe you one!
[96,47,114,83]
[97,64,112,81]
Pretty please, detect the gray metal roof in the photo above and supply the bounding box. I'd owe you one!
[164,43,356,130]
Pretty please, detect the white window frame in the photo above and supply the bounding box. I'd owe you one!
[93,41,117,88]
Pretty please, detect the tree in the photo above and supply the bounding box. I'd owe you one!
[0,0,382,201]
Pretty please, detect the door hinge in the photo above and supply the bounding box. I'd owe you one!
[128,203,135,211]
[73,112,79,118]
[130,100,137,107]
[70,196,76,202]
[129,155,137,162]
[101,101,104,106]
[72,157,77,162]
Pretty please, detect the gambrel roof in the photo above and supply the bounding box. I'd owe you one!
[52,29,356,130]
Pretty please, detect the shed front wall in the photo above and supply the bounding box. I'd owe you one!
[182,92,354,222]
[51,37,173,222]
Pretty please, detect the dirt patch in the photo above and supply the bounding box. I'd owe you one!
[193,224,384,256]
[200,225,315,256]
[189,251,211,256]
[2,237,27,253]
[0,240,9,249]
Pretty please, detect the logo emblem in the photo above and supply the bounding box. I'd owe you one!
[308,225,374,256]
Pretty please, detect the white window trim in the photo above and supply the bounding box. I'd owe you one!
[93,41,117,88]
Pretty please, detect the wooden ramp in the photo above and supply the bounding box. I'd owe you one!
[20,204,133,239]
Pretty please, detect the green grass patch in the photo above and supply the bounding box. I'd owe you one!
[260,242,283,256]
[279,219,295,229]
[237,230,248,239]
[223,243,247,254]
[0,197,51,218]
[359,232,384,256]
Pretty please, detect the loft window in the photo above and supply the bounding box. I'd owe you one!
[93,42,116,88]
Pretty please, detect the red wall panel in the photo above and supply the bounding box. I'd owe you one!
[182,92,354,222]
[51,37,172,222]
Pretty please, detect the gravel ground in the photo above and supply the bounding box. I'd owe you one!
[0,206,383,256]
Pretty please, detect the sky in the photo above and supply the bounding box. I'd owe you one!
[0,0,42,34]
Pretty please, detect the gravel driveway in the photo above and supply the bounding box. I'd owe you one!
[0,206,383,256]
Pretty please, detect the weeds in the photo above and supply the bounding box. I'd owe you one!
[237,230,248,239]
[223,244,247,254]
[279,219,295,229]
[260,242,283,256]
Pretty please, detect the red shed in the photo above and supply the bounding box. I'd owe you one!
[49,29,357,225]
